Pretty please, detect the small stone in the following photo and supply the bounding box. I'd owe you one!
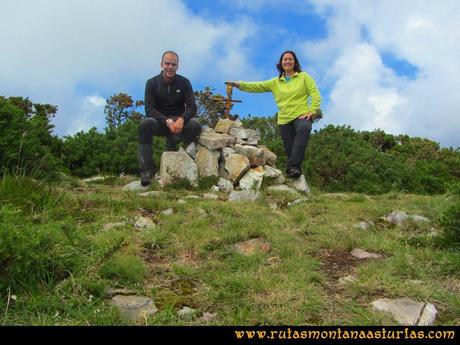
[161,208,174,216]
[384,211,409,225]
[134,217,156,230]
[177,306,199,321]
[338,275,358,286]
[177,199,186,204]
[209,185,220,193]
[198,208,208,217]
[351,248,382,259]
[110,295,158,321]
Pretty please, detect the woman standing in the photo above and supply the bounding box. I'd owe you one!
[227,50,321,178]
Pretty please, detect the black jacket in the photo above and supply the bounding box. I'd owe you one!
[144,72,197,125]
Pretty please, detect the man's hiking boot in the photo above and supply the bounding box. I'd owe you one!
[138,144,155,186]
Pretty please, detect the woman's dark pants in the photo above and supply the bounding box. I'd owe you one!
[278,117,312,173]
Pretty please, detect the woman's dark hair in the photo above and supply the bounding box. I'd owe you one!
[276,50,302,78]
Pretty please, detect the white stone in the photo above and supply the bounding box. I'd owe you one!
[263,165,282,178]
[238,167,265,191]
[177,199,186,204]
[161,208,174,216]
[178,306,199,321]
[198,132,236,150]
[384,211,409,225]
[289,175,311,195]
[159,152,198,187]
[134,217,156,230]
[371,298,437,326]
[196,145,220,177]
[351,248,382,259]
[185,142,198,159]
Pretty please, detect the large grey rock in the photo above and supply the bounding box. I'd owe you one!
[110,295,158,321]
[228,190,260,202]
[159,152,198,187]
[184,142,198,159]
[289,175,311,195]
[238,167,265,191]
[222,147,236,157]
[263,165,282,178]
[217,177,233,193]
[224,154,250,184]
[351,248,382,259]
[371,298,437,325]
[122,181,149,192]
[234,144,265,167]
[196,145,220,177]
[198,132,236,151]
[215,118,237,134]
[229,127,260,142]
[258,145,277,166]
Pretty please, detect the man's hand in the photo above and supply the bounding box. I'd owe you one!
[225,81,240,88]
[169,117,184,134]
[298,112,315,121]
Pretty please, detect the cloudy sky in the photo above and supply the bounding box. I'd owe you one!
[1,0,459,148]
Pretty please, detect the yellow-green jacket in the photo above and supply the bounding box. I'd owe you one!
[239,71,321,125]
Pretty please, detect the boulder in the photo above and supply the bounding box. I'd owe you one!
[196,145,220,177]
[159,152,198,187]
[224,154,250,184]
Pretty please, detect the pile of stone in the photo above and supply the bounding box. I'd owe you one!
[158,118,309,196]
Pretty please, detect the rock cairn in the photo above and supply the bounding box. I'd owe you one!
[158,118,309,195]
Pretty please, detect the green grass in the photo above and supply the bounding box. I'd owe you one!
[1,175,459,325]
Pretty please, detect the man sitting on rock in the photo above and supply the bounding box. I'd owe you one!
[138,51,202,186]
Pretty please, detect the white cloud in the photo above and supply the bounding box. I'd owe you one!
[302,0,460,147]
[0,0,258,135]
[86,96,106,108]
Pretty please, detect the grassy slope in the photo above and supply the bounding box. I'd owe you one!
[1,175,459,325]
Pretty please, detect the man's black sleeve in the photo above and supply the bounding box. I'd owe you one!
[144,79,167,125]
[182,79,197,122]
